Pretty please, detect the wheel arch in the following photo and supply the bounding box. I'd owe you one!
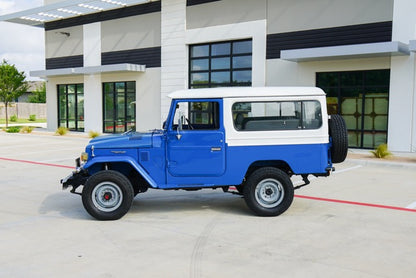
[245,160,293,178]
[84,156,158,189]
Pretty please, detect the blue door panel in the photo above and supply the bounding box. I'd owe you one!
[167,130,225,177]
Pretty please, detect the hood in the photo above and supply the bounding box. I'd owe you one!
[88,132,154,149]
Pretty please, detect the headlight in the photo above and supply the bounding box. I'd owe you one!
[80,152,89,162]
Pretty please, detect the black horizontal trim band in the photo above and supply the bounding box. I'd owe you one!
[267,21,392,59]
[101,46,161,68]
[46,55,83,70]
[45,47,161,70]
[45,1,161,31]
[186,0,221,6]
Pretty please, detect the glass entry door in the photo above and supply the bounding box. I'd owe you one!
[58,84,84,131]
[317,70,390,149]
[103,82,136,133]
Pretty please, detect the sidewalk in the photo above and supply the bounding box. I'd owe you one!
[347,148,416,168]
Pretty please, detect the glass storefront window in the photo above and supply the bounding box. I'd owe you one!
[189,39,252,88]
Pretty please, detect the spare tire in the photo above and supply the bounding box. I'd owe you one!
[329,114,348,163]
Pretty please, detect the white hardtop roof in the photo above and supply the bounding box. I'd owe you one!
[168,87,325,99]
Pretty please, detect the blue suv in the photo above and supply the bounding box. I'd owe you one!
[61,87,348,220]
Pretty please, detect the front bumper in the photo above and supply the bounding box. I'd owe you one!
[61,164,88,194]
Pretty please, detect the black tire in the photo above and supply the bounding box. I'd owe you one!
[329,114,348,163]
[82,170,134,220]
[243,167,294,216]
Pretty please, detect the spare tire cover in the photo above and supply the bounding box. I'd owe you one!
[329,114,348,163]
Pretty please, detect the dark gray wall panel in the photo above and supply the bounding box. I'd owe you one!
[46,55,83,70]
[187,0,221,6]
[267,21,392,59]
[101,47,161,68]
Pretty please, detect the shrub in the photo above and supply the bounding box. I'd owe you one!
[29,114,36,121]
[20,126,34,133]
[6,126,21,133]
[10,115,17,122]
[88,130,101,138]
[371,144,392,158]
[55,126,69,136]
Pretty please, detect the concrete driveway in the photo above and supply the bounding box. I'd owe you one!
[0,132,415,278]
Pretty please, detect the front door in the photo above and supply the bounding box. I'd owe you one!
[167,100,226,178]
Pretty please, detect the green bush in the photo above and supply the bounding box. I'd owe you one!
[10,115,17,122]
[55,126,69,136]
[6,126,21,133]
[20,126,34,133]
[371,144,392,158]
[88,130,101,138]
[29,114,36,121]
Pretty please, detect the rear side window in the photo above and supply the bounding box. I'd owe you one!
[232,101,322,131]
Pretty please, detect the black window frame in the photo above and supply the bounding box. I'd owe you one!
[102,81,136,134]
[316,69,390,149]
[57,83,84,132]
[189,39,252,88]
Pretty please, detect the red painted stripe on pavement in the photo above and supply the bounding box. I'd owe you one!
[1,157,414,213]
[295,194,416,213]
[0,157,74,169]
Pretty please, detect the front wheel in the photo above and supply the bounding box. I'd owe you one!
[82,170,134,220]
[243,167,294,216]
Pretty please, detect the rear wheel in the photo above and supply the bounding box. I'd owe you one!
[82,170,134,220]
[243,167,294,216]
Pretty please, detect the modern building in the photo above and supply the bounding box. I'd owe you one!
[1,0,415,152]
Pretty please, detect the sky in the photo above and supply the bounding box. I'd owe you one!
[0,0,44,80]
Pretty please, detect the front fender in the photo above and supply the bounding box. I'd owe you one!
[83,156,158,188]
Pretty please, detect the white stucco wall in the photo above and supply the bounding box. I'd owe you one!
[83,22,102,133]
[266,57,391,87]
[267,0,393,34]
[45,25,83,58]
[101,13,161,53]
[160,0,187,123]
[389,0,416,152]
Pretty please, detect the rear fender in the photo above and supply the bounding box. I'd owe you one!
[83,156,158,188]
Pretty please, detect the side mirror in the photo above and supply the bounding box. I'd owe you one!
[176,116,184,140]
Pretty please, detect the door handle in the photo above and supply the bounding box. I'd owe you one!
[211,147,222,152]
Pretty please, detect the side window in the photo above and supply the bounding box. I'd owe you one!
[302,101,322,129]
[232,101,322,131]
[172,101,220,130]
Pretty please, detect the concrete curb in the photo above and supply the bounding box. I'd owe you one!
[347,158,416,169]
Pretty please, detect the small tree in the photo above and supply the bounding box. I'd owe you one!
[28,82,46,103]
[0,60,28,127]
